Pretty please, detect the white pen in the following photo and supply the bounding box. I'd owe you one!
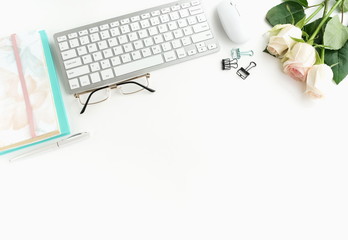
[10,132,90,162]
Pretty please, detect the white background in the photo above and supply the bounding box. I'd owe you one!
[1,0,348,239]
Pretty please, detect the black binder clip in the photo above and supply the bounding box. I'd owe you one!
[236,61,257,80]
[222,58,238,70]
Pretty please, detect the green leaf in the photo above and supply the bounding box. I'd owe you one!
[324,16,348,50]
[325,40,348,84]
[266,2,305,26]
[303,17,331,44]
[336,0,348,12]
[283,0,309,7]
[295,16,306,28]
[290,37,305,42]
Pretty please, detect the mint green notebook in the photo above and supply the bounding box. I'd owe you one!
[0,30,70,155]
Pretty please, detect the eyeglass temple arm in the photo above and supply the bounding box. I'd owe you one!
[116,81,156,92]
[80,86,110,114]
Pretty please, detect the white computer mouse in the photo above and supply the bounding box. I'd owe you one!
[217,0,250,44]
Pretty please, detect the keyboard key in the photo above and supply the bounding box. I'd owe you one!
[172,39,182,48]
[110,28,121,37]
[158,24,168,33]
[168,22,178,30]
[131,16,140,22]
[101,68,114,80]
[101,59,111,69]
[164,50,177,62]
[100,30,110,39]
[69,38,80,48]
[178,19,188,28]
[163,32,174,41]
[67,65,90,79]
[134,40,144,50]
[179,9,190,18]
[100,24,110,30]
[140,19,150,28]
[197,46,207,53]
[208,43,217,50]
[151,10,161,16]
[92,51,103,61]
[110,21,120,27]
[176,48,187,58]
[191,0,200,6]
[123,43,134,52]
[113,46,123,55]
[89,27,99,33]
[68,32,78,39]
[161,8,170,14]
[160,14,170,23]
[79,30,88,36]
[173,29,184,38]
[97,40,108,50]
[131,50,142,60]
[114,55,164,76]
[193,22,209,33]
[108,38,118,47]
[87,43,98,53]
[141,13,151,19]
[170,12,180,21]
[90,72,101,83]
[69,78,79,89]
[187,16,197,25]
[111,56,122,66]
[121,53,132,63]
[80,36,90,45]
[130,22,141,31]
[144,37,154,47]
[188,48,197,56]
[103,49,113,58]
[64,57,82,69]
[196,13,206,23]
[171,5,180,11]
[90,62,101,72]
[141,48,152,57]
[150,17,160,26]
[183,26,193,36]
[191,30,213,43]
[189,6,203,15]
[128,32,138,41]
[90,33,100,42]
[120,25,131,34]
[59,41,69,51]
[79,75,90,86]
[57,35,67,42]
[138,29,148,39]
[181,2,191,8]
[82,54,93,64]
[118,35,128,44]
[181,37,192,46]
[152,45,162,54]
[61,49,77,60]
[154,35,164,44]
[162,42,172,51]
[77,46,88,56]
[148,27,159,36]
[121,18,130,24]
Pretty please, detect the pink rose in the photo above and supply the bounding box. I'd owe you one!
[283,42,316,82]
[267,24,302,57]
[305,64,333,98]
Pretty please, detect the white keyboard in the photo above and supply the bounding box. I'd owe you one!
[53,0,220,94]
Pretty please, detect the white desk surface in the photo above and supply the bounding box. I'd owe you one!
[1,0,348,239]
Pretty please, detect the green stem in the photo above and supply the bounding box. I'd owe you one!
[308,0,344,43]
[323,0,329,16]
[321,48,325,64]
[304,3,325,25]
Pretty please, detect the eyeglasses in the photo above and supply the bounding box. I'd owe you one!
[74,73,155,114]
